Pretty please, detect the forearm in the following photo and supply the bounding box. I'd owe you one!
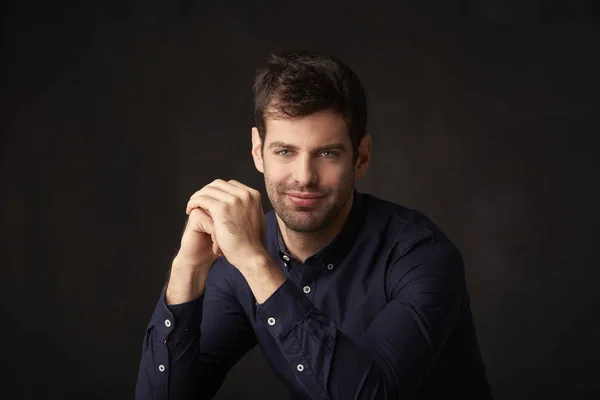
[165,255,212,305]
[136,259,259,400]
[255,280,394,399]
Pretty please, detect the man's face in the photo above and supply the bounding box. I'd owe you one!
[252,109,358,233]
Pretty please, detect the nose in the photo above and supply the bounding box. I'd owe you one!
[293,154,318,188]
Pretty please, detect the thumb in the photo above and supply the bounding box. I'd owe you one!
[211,233,223,257]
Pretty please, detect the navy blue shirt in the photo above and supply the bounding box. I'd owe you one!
[135,191,493,399]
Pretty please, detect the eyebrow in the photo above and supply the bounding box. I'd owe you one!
[266,141,347,152]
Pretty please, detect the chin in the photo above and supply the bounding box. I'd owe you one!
[282,219,325,233]
[283,206,339,232]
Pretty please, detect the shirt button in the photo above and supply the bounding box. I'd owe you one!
[158,364,166,372]
[267,317,276,326]
[283,255,290,261]
[164,319,171,328]
[327,264,334,270]
[283,262,288,267]
[297,364,304,372]
[303,286,311,294]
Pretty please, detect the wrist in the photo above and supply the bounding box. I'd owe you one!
[237,247,271,271]
[237,250,286,304]
[172,253,214,270]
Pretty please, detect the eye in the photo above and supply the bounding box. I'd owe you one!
[276,150,293,156]
[321,150,338,158]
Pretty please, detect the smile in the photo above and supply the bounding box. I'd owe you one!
[286,193,324,207]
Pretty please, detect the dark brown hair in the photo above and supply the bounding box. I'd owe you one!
[252,51,367,160]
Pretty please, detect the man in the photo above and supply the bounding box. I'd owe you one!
[135,51,493,399]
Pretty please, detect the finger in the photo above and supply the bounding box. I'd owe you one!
[211,232,218,253]
[189,209,222,255]
[226,179,261,200]
[187,180,256,214]
[212,239,223,257]
[209,179,254,203]
[187,207,215,235]
[188,179,234,201]
[227,180,265,241]
[188,188,205,201]
[186,187,233,215]
[186,192,235,219]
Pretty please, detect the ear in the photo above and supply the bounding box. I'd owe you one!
[251,127,264,174]
[354,134,372,180]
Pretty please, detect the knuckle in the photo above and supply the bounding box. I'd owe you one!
[232,196,243,206]
[241,190,251,201]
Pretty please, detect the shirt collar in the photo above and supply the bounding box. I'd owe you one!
[273,189,366,268]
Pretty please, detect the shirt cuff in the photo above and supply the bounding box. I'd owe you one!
[148,284,205,343]
[256,278,315,340]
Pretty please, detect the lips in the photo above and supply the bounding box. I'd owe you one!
[286,192,324,207]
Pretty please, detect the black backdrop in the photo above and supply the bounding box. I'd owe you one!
[2,1,599,399]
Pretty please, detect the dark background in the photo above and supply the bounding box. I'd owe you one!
[2,1,599,399]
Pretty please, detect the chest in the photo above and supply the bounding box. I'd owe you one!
[248,260,388,382]
[310,263,389,341]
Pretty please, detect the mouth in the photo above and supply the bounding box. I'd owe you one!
[286,192,325,207]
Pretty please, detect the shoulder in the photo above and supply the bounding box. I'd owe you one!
[360,193,465,294]
[361,193,455,259]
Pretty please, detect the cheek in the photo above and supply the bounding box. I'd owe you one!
[263,164,288,187]
[320,163,352,184]
[265,166,286,182]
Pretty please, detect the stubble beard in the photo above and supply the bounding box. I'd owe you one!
[264,173,354,234]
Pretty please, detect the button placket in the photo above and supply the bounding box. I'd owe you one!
[281,253,291,269]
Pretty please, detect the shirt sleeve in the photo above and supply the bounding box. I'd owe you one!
[255,241,466,400]
[135,259,257,400]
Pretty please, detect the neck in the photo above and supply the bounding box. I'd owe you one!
[277,192,354,263]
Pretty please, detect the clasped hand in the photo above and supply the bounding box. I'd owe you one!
[185,179,267,269]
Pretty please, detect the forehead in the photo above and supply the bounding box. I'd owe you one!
[264,109,350,146]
